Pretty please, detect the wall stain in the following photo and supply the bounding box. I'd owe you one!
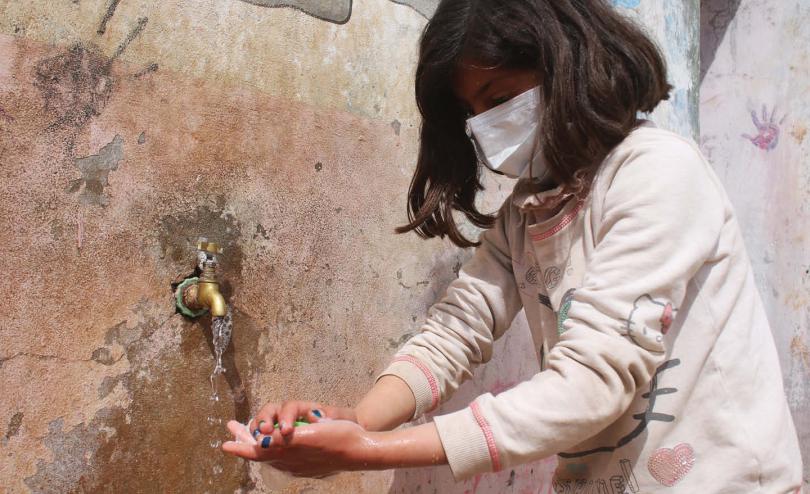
[790,122,807,144]
[32,15,153,133]
[90,347,117,365]
[65,134,124,206]
[33,43,115,130]
[4,412,24,441]
[23,298,263,492]
[253,222,272,240]
[158,201,244,280]
[237,0,353,24]
[235,0,438,23]
[791,335,810,371]
[0,107,15,122]
[24,417,108,493]
[386,331,414,350]
[389,0,438,17]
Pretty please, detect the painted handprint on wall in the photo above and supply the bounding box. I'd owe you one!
[742,105,786,151]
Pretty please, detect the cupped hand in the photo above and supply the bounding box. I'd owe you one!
[249,400,359,438]
[222,419,380,477]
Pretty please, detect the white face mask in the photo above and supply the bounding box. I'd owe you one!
[465,85,547,180]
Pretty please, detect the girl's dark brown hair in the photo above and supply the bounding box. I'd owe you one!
[396,0,672,247]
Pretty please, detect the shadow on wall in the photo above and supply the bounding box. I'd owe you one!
[700,0,743,82]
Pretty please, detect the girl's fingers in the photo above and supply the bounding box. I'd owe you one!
[256,425,286,450]
[305,407,327,423]
[227,420,257,445]
[222,440,261,460]
[252,403,280,435]
[277,401,316,436]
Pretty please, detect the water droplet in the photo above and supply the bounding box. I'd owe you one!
[210,439,222,448]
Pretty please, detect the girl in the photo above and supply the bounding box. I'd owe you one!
[223,0,803,491]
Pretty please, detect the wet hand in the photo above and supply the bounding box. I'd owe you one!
[222,419,380,477]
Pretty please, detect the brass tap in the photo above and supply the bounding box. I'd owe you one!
[178,240,227,318]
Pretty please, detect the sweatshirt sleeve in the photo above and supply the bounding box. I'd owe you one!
[432,139,727,480]
[376,199,524,420]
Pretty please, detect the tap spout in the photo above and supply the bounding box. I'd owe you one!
[197,280,227,317]
[178,248,228,318]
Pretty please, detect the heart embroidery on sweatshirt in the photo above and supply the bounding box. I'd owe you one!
[648,443,695,486]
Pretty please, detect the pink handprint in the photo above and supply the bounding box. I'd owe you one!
[742,105,786,151]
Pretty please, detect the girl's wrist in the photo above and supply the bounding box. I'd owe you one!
[362,423,447,470]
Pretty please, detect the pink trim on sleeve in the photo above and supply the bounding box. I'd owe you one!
[530,201,585,242]
[392,355,440,410]
[470,401,502,472]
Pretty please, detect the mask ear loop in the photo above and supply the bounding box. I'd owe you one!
[466,120,505,176]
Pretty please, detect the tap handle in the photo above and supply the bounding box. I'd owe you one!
[197,238,223,255]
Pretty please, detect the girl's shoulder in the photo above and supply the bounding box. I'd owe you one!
[595,122,715,194]
[610,121,704,164]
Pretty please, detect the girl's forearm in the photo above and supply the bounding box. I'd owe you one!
[354,375,416,431]
[368,422,447,469]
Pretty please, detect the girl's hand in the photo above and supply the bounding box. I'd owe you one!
[249,400,359,438]
[223,419,379,477]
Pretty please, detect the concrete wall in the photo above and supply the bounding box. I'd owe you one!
[0,0,697,492]
[700,0,810,487]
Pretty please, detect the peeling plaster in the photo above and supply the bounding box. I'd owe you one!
[236,0,439,22]
[66,134,124,206]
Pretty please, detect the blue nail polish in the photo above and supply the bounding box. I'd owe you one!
[261,436,272,448]
[252,428,261,439]
[312,409,323,418]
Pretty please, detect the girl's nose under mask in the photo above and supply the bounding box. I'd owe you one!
[465,86,548,180]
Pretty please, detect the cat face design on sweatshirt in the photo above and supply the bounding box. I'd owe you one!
[619,294,678,353]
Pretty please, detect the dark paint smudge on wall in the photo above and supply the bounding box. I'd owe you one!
[33,43,115,130]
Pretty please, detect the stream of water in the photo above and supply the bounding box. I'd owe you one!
[208,304,233,456]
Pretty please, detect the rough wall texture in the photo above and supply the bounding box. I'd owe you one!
[0,0,696,492]
[614,0,701,140]
[700,0,810,487]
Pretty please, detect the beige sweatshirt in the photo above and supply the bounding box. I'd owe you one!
[378,123,803,493]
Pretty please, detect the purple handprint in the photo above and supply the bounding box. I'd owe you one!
[742,105,786,151]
